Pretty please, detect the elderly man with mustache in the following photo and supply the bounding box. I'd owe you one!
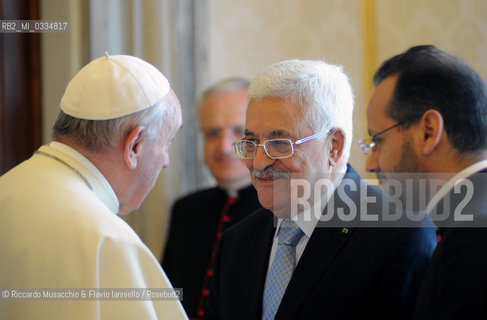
[203,59,435,320]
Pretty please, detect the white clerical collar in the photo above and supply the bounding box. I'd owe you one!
[42,142,120,214]
[425,160,487,214]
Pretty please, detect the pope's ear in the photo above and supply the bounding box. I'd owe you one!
[123,126,145,169]
[420,110,443,156]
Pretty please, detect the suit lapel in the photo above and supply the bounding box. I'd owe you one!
[275,165,360,318]
[277,226,352,318]
[434,168,487,232]
[239,210,276,319]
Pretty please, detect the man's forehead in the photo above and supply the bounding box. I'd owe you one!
[244,96,310,135]
[370,76,397,110]
[202,90,247,110]
[367,76,397,127]
[246,96,302,118]
[202,104,246,117]
[200,103,247,128]
[244,128,292,136]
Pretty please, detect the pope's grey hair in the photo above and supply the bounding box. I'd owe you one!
[52,94,174,152]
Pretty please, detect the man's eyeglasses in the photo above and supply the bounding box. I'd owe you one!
[232,131,329,160]
[358,117,421,155]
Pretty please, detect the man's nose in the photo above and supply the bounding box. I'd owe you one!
[216,132,236,154]
[252,144,276,170]
[366,151,379,173]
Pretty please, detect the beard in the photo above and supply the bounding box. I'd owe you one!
[380,137,430,212]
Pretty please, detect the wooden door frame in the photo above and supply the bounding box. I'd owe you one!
[0,0,41,174]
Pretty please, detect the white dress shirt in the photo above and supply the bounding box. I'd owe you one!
[265,169,346,278]
[425,160,487,215]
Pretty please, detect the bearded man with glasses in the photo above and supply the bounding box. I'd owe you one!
[204,59,435,320]
[364,45,487,319]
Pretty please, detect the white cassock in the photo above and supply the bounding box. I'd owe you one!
[0,142,187,320]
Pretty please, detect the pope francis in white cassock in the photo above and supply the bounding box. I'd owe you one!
[0,55,188,319]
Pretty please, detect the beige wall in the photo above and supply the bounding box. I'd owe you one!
[41,0,89,143]
[208,0,368,174]
[376,0,487,82]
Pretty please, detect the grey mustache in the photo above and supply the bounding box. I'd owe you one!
[252,167,290,179]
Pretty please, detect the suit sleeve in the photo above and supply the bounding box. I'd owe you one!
[414,228,487,319]
[376,227,436,320]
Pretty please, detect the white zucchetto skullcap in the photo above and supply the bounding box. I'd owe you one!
[60,54,170,120]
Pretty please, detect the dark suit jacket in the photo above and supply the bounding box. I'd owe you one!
[204,166,436,320]
[413,169,487,319]
[162,185,261,318]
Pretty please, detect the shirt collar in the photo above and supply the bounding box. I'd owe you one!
[42,142,120,214]
[426,159,487,214]
[274,213,318,240]
[273,170,346,240]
